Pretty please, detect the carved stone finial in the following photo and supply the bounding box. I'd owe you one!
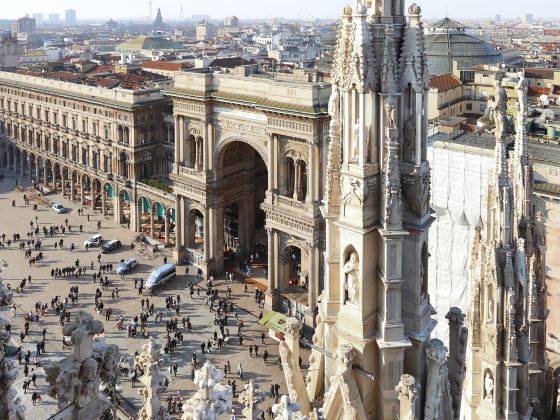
[343,5,353,16]
[395,374,420,420]
[283,317,301,341]
[408,3,421,15]
[446,307,465,325]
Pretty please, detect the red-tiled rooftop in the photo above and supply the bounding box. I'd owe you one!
[141,60,193,71]
[524,68,555,80]
[429,73,462,92]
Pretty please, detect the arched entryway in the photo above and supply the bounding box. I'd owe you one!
[216,140,268,272]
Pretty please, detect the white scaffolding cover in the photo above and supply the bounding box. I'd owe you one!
[427,144,494,343]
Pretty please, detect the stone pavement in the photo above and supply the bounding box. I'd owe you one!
[0,174,310,419]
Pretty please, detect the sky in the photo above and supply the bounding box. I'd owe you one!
[1,0,559,21]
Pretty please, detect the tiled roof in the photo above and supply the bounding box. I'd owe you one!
[524,68,554,80]
[142,61,193,71]
[429,73,462,92]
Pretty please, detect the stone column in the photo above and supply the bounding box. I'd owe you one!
[28,159,32,179]
[35,159,40,180]
[70,175,76,201]
[446,307,466,419]
[19,155,24,177]
[307,244,319,315]
[43,165,47,186]
[61,171,66,197]
[150,207,155,237]
[175,197,183,249]
[133,202,140,232]
[292,160,300,200]
[395,374,420,420]
[415,92,423,166]
[101,188,106,215]
[174,115,180,165]
[307,142,315,203]
[80,181,85,205]
[203,207,210,261]
[265,227,280,311]
[51,166,56,189]
[268,134,275,192]
[164,212,170,245]
[90,183,96,211]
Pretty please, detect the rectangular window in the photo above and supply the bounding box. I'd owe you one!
[479,104,486,112]
[466,103,473,111]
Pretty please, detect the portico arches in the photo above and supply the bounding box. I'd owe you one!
[214,135,269,172]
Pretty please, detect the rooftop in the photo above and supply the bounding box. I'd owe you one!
[430,73,463,92]
[116,36,186,52]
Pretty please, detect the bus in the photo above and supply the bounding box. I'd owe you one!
[146,264,176,291]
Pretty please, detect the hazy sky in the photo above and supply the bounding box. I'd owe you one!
[2,0,558,20]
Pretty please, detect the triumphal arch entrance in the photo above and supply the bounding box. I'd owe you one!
[166,67,330,320]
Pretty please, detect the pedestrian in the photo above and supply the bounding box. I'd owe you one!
[261,331,266,344]
[249,345,253,357]
[254,344,259,356]
[31,391,39,405]
[230,409,237,420]
[31,372,37,386]
[263,350,269,364]
[237,363,243,380]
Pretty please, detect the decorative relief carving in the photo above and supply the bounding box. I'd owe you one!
[402,173,430,218]
[216,119,266,137]
[174,102,205,114]
[268,117,313,133]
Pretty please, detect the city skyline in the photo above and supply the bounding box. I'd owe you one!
[0,0,558,21]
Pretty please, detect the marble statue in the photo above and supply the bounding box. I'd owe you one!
[0,278,12,306]
[272,395,302,420]
[0,316,24,420]
[516,72,528,115]
[353,119,361,160]
[45,310,118,417]
[385,101,397,129]
[343,252,359,305]
[403,116,416,162]
[181,362,233,420]
[487,300,494,322]
[489,79,508,140]
[395,375,420,420]
[484,372,494,403]
[135,337,170,420]
[328,85,340,121]
[239,380,263,420]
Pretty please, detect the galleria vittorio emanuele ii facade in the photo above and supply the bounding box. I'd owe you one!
[0,0,554,419]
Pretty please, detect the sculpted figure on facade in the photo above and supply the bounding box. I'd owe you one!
[403,116,416,162]
[45,310,118,414]
[238,380,263,419]
[517,73,529,116]
[0,317,24,420]
[489,79,508,140]
[483,372,494,404]
[181,361,233,420]
[343,251,359,305]
[395,374,420,420]
[385,101,397,129]
[353,118,361,160]
[135,337,170,420]
[0,277,12,306]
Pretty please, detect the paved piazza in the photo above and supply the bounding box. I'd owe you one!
[0,174,306,419]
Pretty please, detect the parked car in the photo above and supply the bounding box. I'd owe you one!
[51,203,66,214]
[101,239,122,254]
[83,234,103,248]
[116,258,139,275]
[146,264,176,291]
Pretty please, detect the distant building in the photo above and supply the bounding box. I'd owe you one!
[153,8,165,31]
[31,14,43,25]
[0,36,21,68]
[116,35,186,54]
[495,14,501,23]
[10,17,36,36]
[105,19,118,31]
[48,13,60,25]
[196,21,217,41]
[424,18,502,81]
[65,9,76,26]
[525,13,534,23]
[224,16,239,28]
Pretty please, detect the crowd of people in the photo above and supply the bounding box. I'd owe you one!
[1,193,289,420]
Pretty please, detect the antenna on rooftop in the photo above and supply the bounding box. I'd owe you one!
[149,0,153,21]
[180,1,184,19]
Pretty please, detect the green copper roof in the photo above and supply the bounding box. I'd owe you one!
[117,36,185,52]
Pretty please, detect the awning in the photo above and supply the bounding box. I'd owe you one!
[258,311,288,333]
